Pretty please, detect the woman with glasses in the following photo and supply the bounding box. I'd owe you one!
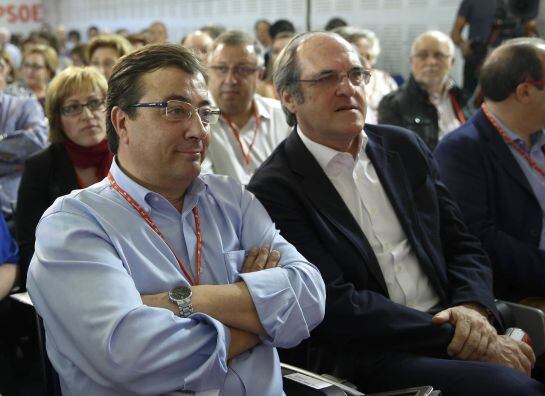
[16,66,112,285]
[19,44,58,110]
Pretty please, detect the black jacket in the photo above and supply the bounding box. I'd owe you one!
[378,75,472,150]
[248,125,499,382]
[15,143,79,288]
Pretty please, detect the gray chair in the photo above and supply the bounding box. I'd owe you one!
[496,300,545,357]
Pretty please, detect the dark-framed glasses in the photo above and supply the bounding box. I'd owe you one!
[297,67,372,89]
[209,65,261,78]
[128,100,221,125]
[61,98,105,117]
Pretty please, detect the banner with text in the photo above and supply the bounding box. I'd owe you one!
[0,0,44,35]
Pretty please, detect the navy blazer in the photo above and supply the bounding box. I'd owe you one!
[248,124,498,369]
[435,109,545,301]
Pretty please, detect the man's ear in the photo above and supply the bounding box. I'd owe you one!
[514,82,532,104]
[281,88,298,115]
[110,106,130,145]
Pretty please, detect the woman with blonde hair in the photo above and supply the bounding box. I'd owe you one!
[20,44,58,109]
[16,66,112,283]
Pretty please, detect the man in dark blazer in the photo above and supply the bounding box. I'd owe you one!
[248,32,544,395]
[435,38,545,306]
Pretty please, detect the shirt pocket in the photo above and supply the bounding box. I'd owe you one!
[223,250,246,283]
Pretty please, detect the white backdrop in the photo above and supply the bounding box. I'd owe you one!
[39,0,545,81]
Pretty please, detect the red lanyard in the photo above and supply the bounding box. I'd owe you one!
[223,105,260,166]
[482,103,545,179]
[450,93,466,124]
[107,172,202,285]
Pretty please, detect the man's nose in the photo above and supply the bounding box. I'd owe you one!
[225,67,239,84]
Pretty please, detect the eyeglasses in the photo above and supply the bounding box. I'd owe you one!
[22,62,46,71]
[209,65,261,78]
[411,51,451,61]
[61,98,105,117]
[128,100,221,125]
[297,68,372,89]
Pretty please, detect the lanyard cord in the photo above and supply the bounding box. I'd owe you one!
[223,105,260,166]
[482,103,545,179]
[107,172,202,285]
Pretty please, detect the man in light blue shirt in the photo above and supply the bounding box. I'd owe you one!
[26,44,325,396]
[0,92,48,216]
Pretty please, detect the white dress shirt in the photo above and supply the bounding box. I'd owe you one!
[202,94,291,185]
[429,83,462,141]
[297,128,440,312]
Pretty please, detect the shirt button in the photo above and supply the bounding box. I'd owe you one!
[414,117,421,124]
[395,264,402,273]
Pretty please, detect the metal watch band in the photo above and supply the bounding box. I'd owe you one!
[179,301,194,318]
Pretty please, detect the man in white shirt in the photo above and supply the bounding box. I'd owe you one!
[204,30,291,185]
[248,31,545,395]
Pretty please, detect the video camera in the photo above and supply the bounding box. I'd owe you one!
[488,0,539,46]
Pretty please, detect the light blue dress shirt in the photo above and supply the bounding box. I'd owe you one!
[27,159,326,396]
[489,113,545,248]
[0,92,48,214]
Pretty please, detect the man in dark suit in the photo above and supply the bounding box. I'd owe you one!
[435,38,545,307]
[248,31,545,394]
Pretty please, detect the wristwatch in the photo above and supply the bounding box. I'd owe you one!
[168,285,193,318]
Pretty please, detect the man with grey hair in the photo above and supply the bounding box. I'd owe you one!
[248,31,545,394]
[379,30,471,149]
[203,30,291,184]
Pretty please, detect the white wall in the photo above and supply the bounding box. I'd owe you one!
[42,0,545,82]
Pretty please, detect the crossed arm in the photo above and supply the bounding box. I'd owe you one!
[142,246,281,359]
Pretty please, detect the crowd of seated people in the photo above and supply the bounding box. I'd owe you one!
[0,10,543,395]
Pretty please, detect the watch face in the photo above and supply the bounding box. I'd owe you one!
[170,286,191,301]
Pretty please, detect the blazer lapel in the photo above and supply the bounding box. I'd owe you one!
[365,133,444,293]
[365,136,422,243]
[475,110,534,196]
[284,131,389,294]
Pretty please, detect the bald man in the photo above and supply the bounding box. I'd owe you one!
[379,30,472,149]
[182,30,213,64]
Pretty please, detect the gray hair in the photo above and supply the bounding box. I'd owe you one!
[211,30,263,67]
[411,30,455,57]
[273,31,343,127]
[333,26,381,65]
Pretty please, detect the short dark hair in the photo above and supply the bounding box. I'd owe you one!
[269,19,295,40]
[480,38,545,101]
[325,17,347,31]
[106,44,207,153]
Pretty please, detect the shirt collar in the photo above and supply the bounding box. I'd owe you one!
[296,126,367,172]
[253,94,272,120]
[109,157,208,215]
[486,108,545,149]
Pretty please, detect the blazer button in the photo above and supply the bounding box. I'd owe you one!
[530,228,539,237]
